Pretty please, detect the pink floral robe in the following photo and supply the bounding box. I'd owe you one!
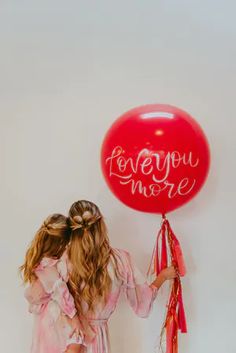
[25,248,158,353]
[25,252,83,353]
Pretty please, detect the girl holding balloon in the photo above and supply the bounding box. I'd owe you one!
[64,200,177,353]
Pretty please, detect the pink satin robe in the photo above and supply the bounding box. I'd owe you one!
[25,252,82,353]
[25,248,158,353]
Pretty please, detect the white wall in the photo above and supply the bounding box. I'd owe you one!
[0,1,235,352]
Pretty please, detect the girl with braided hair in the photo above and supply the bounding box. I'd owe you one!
[20,214,85,353]
[65,200,177,353]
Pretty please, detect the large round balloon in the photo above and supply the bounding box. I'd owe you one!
[101,104,210,214]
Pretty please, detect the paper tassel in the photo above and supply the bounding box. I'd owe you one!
[148,216,187,353]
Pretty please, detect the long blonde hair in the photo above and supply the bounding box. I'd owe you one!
[20,214,70,283]
[67,200,117,314]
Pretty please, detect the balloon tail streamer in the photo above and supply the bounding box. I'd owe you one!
[148,216,187,353]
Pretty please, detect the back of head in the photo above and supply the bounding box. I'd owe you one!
[20,214,70,283]
[68,200,115,314]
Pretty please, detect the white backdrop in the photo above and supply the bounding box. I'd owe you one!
[0,1,235,353]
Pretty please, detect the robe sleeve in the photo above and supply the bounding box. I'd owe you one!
[35,257,77,319]
[24,280,50,314]
[115,249,158,318]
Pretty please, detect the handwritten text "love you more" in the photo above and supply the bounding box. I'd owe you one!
[105,146,200,199]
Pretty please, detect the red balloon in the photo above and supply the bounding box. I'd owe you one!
[101,104,210,214]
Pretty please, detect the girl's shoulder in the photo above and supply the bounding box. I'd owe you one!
[112,247,131,260]
[111,248,133,274]
[56,251,69,281]
[35,257,58,271]
[111,248,145,286]
[35,251,68,276]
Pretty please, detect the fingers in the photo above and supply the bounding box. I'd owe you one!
[70,329,82,341]
[79,330,84,340]
[174,267,179,278]
[69,328,76,339]
[169,265,179,278]
[75,329,84,342]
